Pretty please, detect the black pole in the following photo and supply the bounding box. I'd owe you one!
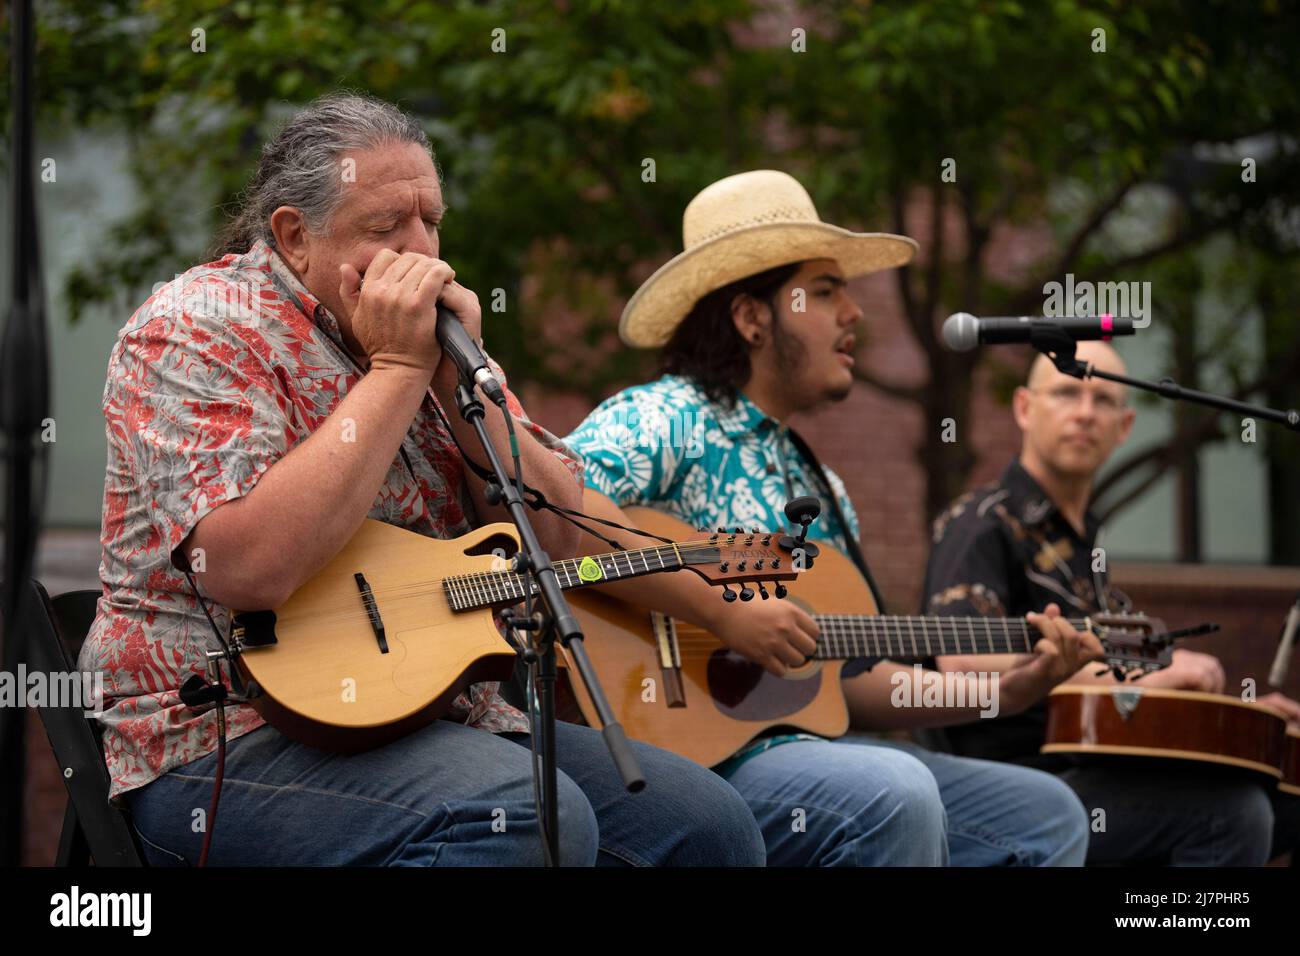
[535,629,558,854]
[0,0,51,866]
[452,384,644,864]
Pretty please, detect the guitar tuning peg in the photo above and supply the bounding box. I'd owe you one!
[721,585,738,602]
[774,582,788,599]
[757,582,770,600]
[1093,666,1110,678]
[739,585,755,602]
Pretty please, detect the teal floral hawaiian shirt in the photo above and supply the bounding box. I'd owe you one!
[564,374,859,550]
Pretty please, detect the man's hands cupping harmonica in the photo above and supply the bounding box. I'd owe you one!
[339,251,482,378]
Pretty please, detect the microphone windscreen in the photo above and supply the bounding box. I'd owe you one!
[942,312,979,352]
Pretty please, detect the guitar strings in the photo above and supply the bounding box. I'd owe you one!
[657,616,1124,661]
[663,618,1072,646]
[275,538,727,614]
[260,546,1093,639]
[266,566,1089,635]
[255,539,783,629]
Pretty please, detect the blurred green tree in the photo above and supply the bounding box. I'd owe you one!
[4,0,1298,559]
[783,0,1300,558]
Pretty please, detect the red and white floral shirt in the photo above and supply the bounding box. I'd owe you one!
[81,239,582,800]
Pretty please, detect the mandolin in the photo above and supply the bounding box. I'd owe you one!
[1044,685,1300,793]
[560,508,1197,767]
[228,517,796,752]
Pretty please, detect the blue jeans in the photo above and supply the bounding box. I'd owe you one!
[1053,757,1275,865]
[124,719,766,866]
[718,735,1089,866]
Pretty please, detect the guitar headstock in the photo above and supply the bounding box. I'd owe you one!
[678,527,800,602]
[1088,612,1218,680]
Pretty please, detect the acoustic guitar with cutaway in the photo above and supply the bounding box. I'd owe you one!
[228,517,797,752]
[559,508,1203,767]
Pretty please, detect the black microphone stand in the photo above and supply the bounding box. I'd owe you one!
[0,0,51,867]
[451,383,644,864]
[1031,325,1300,433]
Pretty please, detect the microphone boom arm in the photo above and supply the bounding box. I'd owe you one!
[1030,328,1300,434]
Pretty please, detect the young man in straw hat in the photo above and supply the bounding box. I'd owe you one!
[562,170,1100,866]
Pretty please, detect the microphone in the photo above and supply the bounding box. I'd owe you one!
[943,313,1136,352]
[435,302,505,404]
[357,273,505,403]
[1268,593,1300,687]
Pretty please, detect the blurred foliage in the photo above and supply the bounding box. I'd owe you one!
[3,0,775,392]
[2,0,1298,542]
[778,0,1300,523]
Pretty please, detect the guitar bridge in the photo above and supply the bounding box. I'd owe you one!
[355,572,388,654]
[651,611,687,708]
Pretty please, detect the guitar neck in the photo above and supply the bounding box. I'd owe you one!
[443,543,696,612]
[811,614,1090,660]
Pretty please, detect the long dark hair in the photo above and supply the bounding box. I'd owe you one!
[658,261,801,406]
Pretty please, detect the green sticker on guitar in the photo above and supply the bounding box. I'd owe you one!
[578,556,604,582]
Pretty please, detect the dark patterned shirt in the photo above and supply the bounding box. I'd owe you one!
[921,459,1130,764]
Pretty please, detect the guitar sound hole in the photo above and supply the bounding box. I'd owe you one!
[706,649,821,720]
[463,533,519,559]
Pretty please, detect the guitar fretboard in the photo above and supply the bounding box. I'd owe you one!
[443,543,702,612]
[812,615,1090,659]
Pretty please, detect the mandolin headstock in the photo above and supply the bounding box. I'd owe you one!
[678,527,800,601]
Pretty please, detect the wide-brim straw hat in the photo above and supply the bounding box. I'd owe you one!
[619,169,918,348]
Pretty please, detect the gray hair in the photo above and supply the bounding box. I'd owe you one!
[211,91,433,257]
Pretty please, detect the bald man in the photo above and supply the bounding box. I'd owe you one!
[922,341,1300,865]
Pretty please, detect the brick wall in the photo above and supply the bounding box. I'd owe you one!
[24,712,65,865]
[1113,564,1300,702]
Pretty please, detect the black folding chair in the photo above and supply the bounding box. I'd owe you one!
[27,580,144,866]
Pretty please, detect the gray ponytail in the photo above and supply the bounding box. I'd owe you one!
[210,91,432,257]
